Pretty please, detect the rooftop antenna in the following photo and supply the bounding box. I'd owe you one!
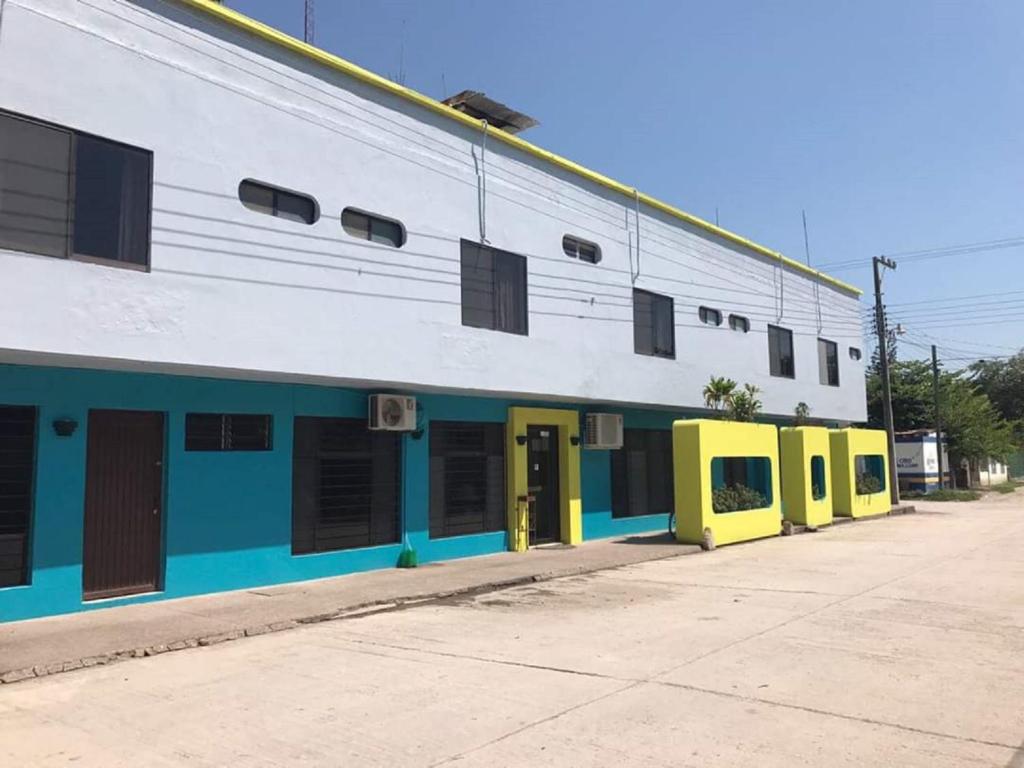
[304,0,314,44]
[397,19,407,85]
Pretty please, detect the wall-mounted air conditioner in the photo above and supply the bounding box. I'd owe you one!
[584,413,623,449]
[368,394,417,431]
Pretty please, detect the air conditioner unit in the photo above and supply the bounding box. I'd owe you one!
[368,394,417,431]
[584,413,623,449]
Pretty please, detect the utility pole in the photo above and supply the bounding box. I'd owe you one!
[931,344,945,490]
[872,255,900,505]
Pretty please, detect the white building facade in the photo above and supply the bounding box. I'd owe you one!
[0,0,866,621]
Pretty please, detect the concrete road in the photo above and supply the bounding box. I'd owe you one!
[2,494,1023,767]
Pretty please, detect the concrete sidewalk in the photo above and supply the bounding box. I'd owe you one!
[0,531,698,684]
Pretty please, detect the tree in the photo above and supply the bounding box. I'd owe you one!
[968,352,1024,442]
[793,402,811,426]
[727,384,762,422]
[865,360,1018,468]
[703,376,736,414]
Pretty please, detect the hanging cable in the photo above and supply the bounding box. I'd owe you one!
[477,119,488,244]
[633,188,641,283]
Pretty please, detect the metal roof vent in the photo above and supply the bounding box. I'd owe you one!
[441,90,539,134]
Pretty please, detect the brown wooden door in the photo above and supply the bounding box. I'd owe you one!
[83,410,164,600]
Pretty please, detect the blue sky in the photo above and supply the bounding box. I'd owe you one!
[229,0,1024,364]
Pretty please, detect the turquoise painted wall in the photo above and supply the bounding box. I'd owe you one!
[0,364,683,622]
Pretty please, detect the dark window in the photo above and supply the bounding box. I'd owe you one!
[854,454,886,496]
[633,289,675,358]
[729,314,750,333]
[0,405,36,588]
[185,413,272,451]
[611,429,674,518]
[849,347,862,361]
[341,207,405,248]
[698,306,722,326]
[768,324,795,378]
[710,456,773,512]
[429,421,506,538]
[818,338,840,386]
[0,110,152,267]
[810,455,827,500]
[562,234,601,264]
[460,239,528,335]
[292,417,400,554]
[73,135,152,266]
[239,179,318,225]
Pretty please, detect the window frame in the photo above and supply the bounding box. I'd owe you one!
[429,420,507,539]
[238,178,319,226]
[459,239,529,336]
[562,234,602,264]
[849,347,862,361]
[698,306,723,327]
[0,405,37,589]
[341,207,406,248]
[611,428,674,519]
[728,314,750,333]
[184,413,273,452]
[768,324,795,379]
[0,108,154,272]
[817,337,840,387]
[633,288,675,359]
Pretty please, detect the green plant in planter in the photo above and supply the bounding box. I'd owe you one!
[712,483,768,513]
[855,472,883,495]
[726,384,762,422]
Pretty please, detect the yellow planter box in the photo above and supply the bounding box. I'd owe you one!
[829,428,890,518]
[672,419,781,547]
[780,427,833,527]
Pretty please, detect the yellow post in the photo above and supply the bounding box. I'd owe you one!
[780,426,833,527]
[673,419,781,547]
[829,428,891,518]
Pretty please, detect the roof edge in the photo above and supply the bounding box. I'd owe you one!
[176,0,863,297]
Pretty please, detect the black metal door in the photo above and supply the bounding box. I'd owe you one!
[82,410,164,600]
[527,425,560,545]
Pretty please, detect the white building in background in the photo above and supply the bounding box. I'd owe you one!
[0,0,866,622]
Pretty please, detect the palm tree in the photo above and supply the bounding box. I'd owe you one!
[727,384,763,422]
[703,376,737,414]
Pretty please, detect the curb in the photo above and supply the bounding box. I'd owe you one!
[0,545,700,687]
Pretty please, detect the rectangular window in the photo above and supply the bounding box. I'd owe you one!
[460,239,528,335]
[710,456,773,512]
[0,405,36,588]
[728,314,750,333]
[768,324,795,378]
[429,421,506,538]
[818,338,839,386]
[611,429,674,518]
[185,413,273,451]
[342,207,405,248]
[810,455,827,500]
[633,289,675,359]
[0,110,152,267]
[854,455,886,496]
[239,179,318,225]
[292,417,400,554]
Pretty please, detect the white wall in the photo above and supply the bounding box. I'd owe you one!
[0,0,867,420]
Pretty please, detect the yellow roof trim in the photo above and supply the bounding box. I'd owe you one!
[178,0,862,297]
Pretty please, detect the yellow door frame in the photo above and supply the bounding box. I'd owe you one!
[506,407,582,551]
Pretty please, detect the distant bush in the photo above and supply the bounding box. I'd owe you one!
[987,482,1018,494]
[713,484,768,513]
[920,489,981,502]
[855,473,883,496]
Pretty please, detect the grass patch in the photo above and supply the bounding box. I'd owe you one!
[986,482,1018,494]
[910,489,982,502]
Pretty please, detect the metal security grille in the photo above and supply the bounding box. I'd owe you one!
[185,413,273,451]
[429,421,505,539]
[611,428,674,518]
[292,417,400,554]
[0,406,36,588]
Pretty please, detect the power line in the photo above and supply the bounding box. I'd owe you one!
[817,236,1024,271]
